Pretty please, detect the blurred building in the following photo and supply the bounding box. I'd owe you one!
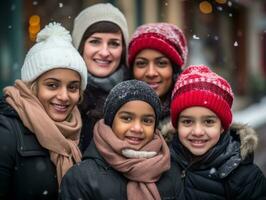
[1,0,266,109]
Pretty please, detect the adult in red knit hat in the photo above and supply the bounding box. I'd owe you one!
[170,65,266,200]
[128,23,188,69]
[128,23,188,143]
[171,65,234,130]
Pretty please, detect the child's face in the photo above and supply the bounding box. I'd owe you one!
[177,106,224,156]
[112,100,156,148]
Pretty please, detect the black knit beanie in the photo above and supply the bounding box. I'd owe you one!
[104,80,162,127]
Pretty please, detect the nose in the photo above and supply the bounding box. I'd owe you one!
[57,87,69,101]
[130,120,144,133]
[146,64,158,78]
[191,123,204,137]
[98,44,110,57]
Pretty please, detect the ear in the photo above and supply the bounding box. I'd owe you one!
[220,127,224,134]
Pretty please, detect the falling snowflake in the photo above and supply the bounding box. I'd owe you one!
[10,4,16,11]
[43,190,48,195]
[8,25,12,29]
[165,2,168,6]
[33,1,38,6]
[234,41,238,46]
[214,36,219,40]
[217,6,223,11]
[228,1,232,7]
[229,13,233,17]
[59,3,63,8]
[192,35,200,40]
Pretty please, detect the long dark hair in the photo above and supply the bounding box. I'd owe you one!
[78,21,127,68]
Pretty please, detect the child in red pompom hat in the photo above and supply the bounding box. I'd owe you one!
[170,65,266,199]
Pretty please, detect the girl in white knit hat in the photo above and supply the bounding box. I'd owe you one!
[72,3,129,153]
[0,22,87,200]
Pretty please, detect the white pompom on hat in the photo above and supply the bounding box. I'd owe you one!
[21,22,87,90]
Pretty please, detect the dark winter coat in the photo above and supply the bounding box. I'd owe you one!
[59,141,185,200]
[171,123,266,200]
[78,68,129,153]
[0,99,58,200]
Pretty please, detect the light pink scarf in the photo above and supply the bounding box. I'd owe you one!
[93,119,170,200]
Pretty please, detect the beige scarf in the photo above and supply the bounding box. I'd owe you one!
[94,119,170,200]
[3,80,82,184]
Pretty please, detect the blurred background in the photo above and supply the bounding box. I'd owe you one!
[1,0,266,173]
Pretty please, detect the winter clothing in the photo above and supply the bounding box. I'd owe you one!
[128,22,188,69]
[22,22,87,90]
[104,80,161,127]
[4,80,82,184]
[59,120,185,200]
[0,22,84,199]
[128,23,188,144]
[170,123,266,199]
[171,65,234,130]
[0,98,58,200]
[72,3,129,50]
[75,3,129,153]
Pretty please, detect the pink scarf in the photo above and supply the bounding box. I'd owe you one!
[93,119,170,200]
[3,80,82,184]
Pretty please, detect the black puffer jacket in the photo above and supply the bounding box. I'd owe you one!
[0,99,58,200]
[171,124,266,200]
[59,141,185,200]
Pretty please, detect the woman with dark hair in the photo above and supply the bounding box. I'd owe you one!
[128,23,188,143]
[72,3,129,152]
[0,22,87,200]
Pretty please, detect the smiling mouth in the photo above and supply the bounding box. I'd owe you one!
[189,139,208,147]
[52,103,69,112]
[126,136,143,145]
[94,59,111,66]
[147,83,159,89]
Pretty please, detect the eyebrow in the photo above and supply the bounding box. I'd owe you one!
[118,111,155,118]
[43,78,80,83]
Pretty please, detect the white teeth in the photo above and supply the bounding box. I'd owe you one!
[95,59,110,64]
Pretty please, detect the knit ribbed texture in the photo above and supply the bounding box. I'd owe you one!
[104,80,162,127]
[72,3,129,49]
[171,65,234,130]
[128,23,188,69]
[21,22,87,90]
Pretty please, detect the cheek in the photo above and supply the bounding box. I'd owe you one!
[133,68,145,79]
[71,93,80,105]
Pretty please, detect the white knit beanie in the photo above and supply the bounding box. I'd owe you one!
[21,22,87,90]
[72,3,129,49]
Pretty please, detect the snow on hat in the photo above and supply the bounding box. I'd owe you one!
[72,3,129,49]
[21,22,87,90]
[128,23,188,69]
[171,65,234,130]
[104,80,162,127]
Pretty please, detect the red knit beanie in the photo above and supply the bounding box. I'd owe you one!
[128,23,188,69]
[170,65,234,130]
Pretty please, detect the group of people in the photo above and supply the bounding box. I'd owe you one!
[0,2,265,200]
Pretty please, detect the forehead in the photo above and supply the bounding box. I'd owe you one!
[38,68,80,81]
[117,100,155,115]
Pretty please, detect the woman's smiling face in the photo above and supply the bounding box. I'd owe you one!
[36,68,81,122]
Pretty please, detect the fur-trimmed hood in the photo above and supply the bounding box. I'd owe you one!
[230,123,258,160]
[158,117,258,159]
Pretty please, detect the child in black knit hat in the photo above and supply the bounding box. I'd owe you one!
[59,80,184,200]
